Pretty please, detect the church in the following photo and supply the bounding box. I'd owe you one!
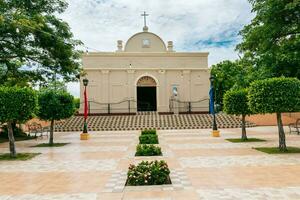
[80,14,210,115]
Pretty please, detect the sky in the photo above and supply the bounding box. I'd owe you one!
[60,0,254,97]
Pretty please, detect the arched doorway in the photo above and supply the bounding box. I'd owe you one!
[137,76,157,111]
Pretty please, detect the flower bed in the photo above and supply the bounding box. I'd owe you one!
[139,134,158,144]
[126,160,171,186]
[135,144,162,156]
[141,129,156,135]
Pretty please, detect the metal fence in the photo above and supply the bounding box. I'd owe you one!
[80,100,137,114]
[169,98,209,113]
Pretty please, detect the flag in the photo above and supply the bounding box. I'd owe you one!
[84,88,88,119]
[209,85,214,114]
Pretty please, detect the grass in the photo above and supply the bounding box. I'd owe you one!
[0,153,41,161]
[254,147,300,154]
[31,143,69,147]
[226,138,266,143]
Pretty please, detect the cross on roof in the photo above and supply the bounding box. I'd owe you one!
[141,11,149,27]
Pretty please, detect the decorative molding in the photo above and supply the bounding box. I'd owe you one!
[101,70,110,74]
[127,70,135,74]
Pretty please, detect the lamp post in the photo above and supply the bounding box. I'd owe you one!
[209,74,220,137]
[80,78,90,140]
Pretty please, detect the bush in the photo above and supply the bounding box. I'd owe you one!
[135,144,162,156]
[0,87,37,157]
[141,129,156,135]
[127,160,171,186]
[248,77,300,151]
[139,134,158,144]
[37,90,75,145]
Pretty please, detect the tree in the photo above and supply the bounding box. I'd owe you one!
[0,87,37,157]
[223,89,252,141]
[0,0,82,86]
[211,60,250,109]
[237,0,300,79]
[37,90,75,145]
[248,77,300,151]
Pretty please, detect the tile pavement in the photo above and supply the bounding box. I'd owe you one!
[0,126,300,199]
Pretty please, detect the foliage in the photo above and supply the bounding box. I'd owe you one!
[211,60,251,108]
[237,0,300,79]
[254,147,300,154]
[73,98,80,109]
[37,90,75,121]
[0,87,37,123]
[0,153,41,161]
[248,78,300,114]
[223,89,252,116]
[0,0,82,86]
[37,89,75,145]
[226,138,266,143]
[127,160,171,186]
[135,144,162,156]
[139,134,159,144]
[32,143,69,147]
[223,89,252,140]
[141,129,156,135]
[248,77,300,151]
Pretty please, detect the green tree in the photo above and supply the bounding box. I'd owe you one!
[237,0,300,79]
[0,0,82,86]
[211,60,249,109]
[37,90,75,145]
[248,77,300,151]
[0,87,37,157]
[223,89,252,141]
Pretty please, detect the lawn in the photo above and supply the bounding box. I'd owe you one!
[0,153,41,161]
[226,138,266,143]
[254,147,300,154]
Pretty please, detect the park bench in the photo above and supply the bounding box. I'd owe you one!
[289,119,300,135]
[27,122,49,139]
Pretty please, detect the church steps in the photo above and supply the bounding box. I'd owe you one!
[55,114,255,132]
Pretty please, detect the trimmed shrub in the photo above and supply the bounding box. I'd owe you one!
[248,77,300,151]
[223,89,252,140]
[0,87,37,157]
[135,144,162,156]
[37,90,75,145]
[141,129,156,135]
[127,160,171,186]
[139,134,158,144]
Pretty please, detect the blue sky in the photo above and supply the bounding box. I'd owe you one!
[60,0,254,97]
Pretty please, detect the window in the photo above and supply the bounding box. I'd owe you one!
[142,39,150,48]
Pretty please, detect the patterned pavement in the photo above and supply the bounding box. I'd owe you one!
[0,127,300,199]
[54,114,255,132]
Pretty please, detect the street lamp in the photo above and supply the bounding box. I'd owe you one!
[80,77,90,140]
[209,74,220,137]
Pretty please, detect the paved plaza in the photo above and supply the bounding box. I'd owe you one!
[1,126,300,199]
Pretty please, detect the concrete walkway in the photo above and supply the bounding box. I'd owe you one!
[1,127,300,199]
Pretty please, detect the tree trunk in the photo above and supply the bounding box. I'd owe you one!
[7,121,16,158]
[241,114,248,141]
[276,113,287,151]
[49,119,54,146]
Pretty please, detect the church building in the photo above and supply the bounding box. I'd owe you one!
[80,15,210,114]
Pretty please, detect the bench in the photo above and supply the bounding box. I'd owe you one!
[27,122,49,139]
[289,119,300,135]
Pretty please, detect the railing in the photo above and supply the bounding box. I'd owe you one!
[80,99,137,114]
[169,98,209,113]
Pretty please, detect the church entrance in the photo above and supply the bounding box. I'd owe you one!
[136,76,157,111]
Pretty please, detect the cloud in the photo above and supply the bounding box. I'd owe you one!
[61,0,254,97]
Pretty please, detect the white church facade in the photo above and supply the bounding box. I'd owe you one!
[80,24,210,114]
